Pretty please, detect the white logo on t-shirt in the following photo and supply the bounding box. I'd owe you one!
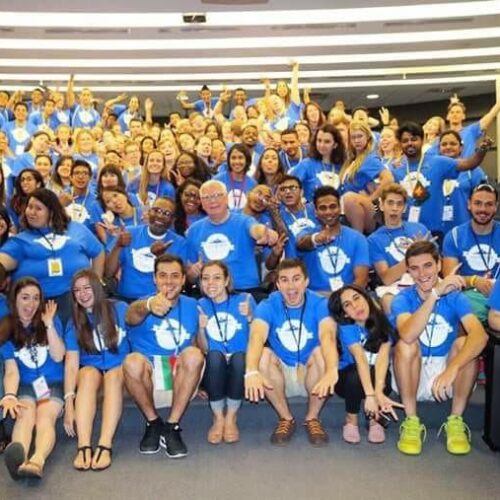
[34,233,70,251]
[316,171,340,189]
[93,325,126,352]
[153,319,189,351]
[289,218,315,237]
[463,244,499,272]
[318,246,350,274]
[15,345,48,369]
[420,313,453,348]
[276,319,313,352]
[401,172,430,197]
[385,236,414,262]
[66,203,90,223]
[206,313,241,342]
[131,247,155,273]
[201,233,234,260]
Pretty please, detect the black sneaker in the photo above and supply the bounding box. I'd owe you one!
[160,422,188,458]
[139,419,163,454]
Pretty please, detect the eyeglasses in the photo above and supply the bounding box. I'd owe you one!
[150,207,173,217]
[279,185,299,193]
[200,192,225,202]
[72,170,91,177]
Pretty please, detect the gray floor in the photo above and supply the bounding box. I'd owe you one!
[1,389,499,500]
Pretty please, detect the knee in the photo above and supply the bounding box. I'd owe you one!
[180,347,204,373]
[206,350,226,367]
[78,366,102,384]
[123,353,147,380]
[394,339,420,362]
[229,352,246,371]
[258,347,276,375]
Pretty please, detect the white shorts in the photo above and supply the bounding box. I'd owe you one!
[281,362,308,398]
[392,356,450,402]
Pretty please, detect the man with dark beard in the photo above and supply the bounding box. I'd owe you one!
[442,183,500,323]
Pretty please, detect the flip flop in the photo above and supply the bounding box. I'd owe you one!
[73,446,93,471]
[4,442,24,481]
[91,445,112,472]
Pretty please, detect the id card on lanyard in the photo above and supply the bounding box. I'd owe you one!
[38,230,64,278]
[29,344,51,401]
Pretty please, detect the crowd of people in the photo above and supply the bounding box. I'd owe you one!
[0,66,499,480]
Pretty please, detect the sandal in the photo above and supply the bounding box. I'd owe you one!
[4,442,25,481]
[18,460,43,479]
[73,446,93,471]
[91,445,112,471]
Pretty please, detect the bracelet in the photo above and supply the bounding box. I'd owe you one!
[64,392,75,401]
[311,233,318,248]
[146,297,153,312]
[365,394,376,397]
[2,393,18,401]
[431,288,440,299]
[244,370,260,379]
[470,275,478,288]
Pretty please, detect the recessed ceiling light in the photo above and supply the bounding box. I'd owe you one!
[366,94,379,99]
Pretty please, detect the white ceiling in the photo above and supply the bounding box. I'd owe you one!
[1,0,499,114]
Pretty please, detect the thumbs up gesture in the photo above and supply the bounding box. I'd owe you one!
[238,293,253,321]
[116,226,132,247]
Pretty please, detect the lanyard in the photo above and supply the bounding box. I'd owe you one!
[324,227,342,275]
[283,149,302,171]
[36,229,57,258]
[282,294,307,366]
[71,187,89,218]
[383,223,411,254]
[119,207,138,227]
[417,291,440,360]
[229,173,246,209]
[94,323,108,370]
[470,223,496,274]
[164,300,182,355]
[406,155,425,187]
[209,297,230,348]
[284,205,309,224]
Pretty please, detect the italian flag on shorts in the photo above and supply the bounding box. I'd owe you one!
[153,355,177,391]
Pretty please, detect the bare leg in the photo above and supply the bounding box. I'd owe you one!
[449,337,478,416]
[11,399,36,456]
[394,340,421,417]
[343,193,367,233]
[123,353,156,421]
[92,367,124,470]
[304,347,328,420]
[29,400,63,470]
[167,347,205,424]
[259,348,293,420]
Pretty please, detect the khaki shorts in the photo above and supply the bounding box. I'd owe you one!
[281,361,308,398]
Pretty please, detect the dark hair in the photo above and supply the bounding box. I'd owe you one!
[329,284,392,354]
[304,101,326,128]
[22,188,70,233]
[397,122,424,141]
[308,124,345,165]
[439,129,463,145]
[276,258,308,279]
[254,147,285,186]
[228,143,252,174]
[281,128,298,138]
[71,159,92,176]
[278,174,303,190]
[200,85,210,92]
[10,168,44,216]
[352,106,369,117]
[97,164,126,194]
[98,185,133,213]
[174,151,210,187]
[14,102,28,112]
[405,240,440,265]
[53,155,74,186]
[0,206,11,245]
[313,185,340,207]
[200,260,234,295]
[0,277,48,348]
[154,254,185,276]
[174,179,205,236]
[70,269,120,354]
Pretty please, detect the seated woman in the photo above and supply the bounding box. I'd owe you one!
[64,270,130,471]
[329,284,402,444]
[340,121,394,234]
[197,261,255,444]
[1,277,65,480]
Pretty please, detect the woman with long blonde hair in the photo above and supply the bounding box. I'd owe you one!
[340,121,393,234]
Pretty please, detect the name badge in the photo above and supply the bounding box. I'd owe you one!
[48,258,63,277]
[329,276,344,292]
[32,375,50,401]
[442,205,454,222]
[408,206,421,223]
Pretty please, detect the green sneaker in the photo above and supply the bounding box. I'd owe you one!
[397,416,427,455]
[438,416,471,455]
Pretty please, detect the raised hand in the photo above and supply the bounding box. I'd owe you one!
[150,240,173,257]
[271,232,288,257]
[435,263,465,297]
[116,226,132,247]
[42,300,58,327]
[238,293,253,319]
[198,305,208,329]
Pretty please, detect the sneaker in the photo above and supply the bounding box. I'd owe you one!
[367,421,385,444]
[304,419,328,447]
[438,415,471,455]
[161,422,188,458]
[397,416,426,455]
[270,418,296,446]
[342,423,361,444]
[139,419,163,454]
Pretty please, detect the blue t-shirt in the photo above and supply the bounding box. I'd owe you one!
[254,290,328,367]
[290,158,341,202]
[488,279,500,311]
[112,104,142,132]
[110,225,187,299]
[338,324,380,370]
[368,222,429,267]
[391,287,472,357]
[0,317,64,384]
[278,148,306,172]
[127,295,198,358]
[266,102,301,132]
[4,121,37,156]
[186,213,260,289]
[279,203,317,259]
[198,293,256,354]
[390,154,459,233]
[65,301,130,371]
[73,152,100,176]
[212,172,257,211]
[443,221,500,277]
[340,152,385,195]
[1,222,103,297]
[71,105,101,129]
[193,97,219,118]
[296,224,370,292]
[460,121,483,157]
